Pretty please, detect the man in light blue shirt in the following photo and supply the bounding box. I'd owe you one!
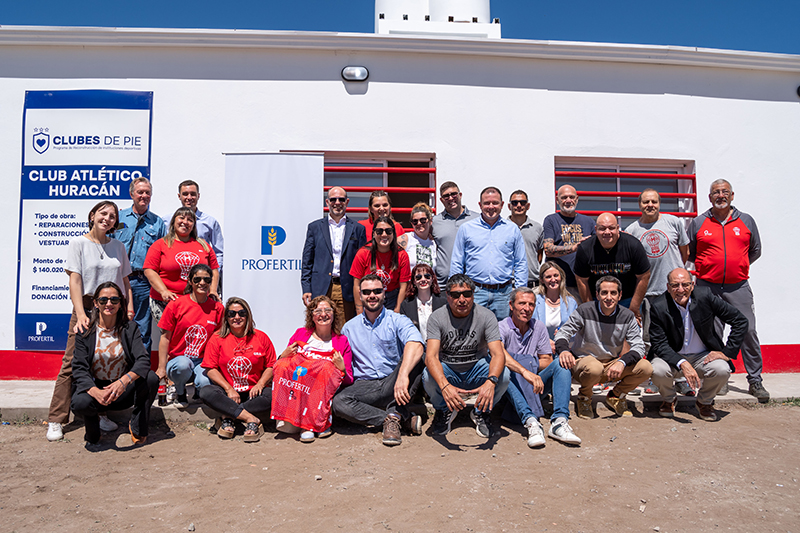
[332,274,425,446]
[114,177,167,353]
[449,186,527,320]
[164,179,225,269]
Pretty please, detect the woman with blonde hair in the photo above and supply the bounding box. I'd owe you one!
[403,202,437,271]
[533,261,578,350]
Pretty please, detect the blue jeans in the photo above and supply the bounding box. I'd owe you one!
[474,284,513,320]
[166,356,211,395]
[507,356,573,422]
[129,275,153,353]
[423,357,510,413]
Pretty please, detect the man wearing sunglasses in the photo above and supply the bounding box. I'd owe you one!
[424,274,511,438]
[450,186,527,320]
[301,187,367,322]
[687,179,768,403]
[332,274,425,446]
[507,190,544,289]
[648,268,748,421]
[432,181,478,288]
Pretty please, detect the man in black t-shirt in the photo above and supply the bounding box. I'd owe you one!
[574,212,651,323]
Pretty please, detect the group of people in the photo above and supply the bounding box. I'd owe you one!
[46,174,768,451]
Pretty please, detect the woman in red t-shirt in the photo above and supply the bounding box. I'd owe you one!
[359,190,408,248]
[144,207,220,324]
[156,264,224,408]
[350,216,411,313]
[200,297,276,443]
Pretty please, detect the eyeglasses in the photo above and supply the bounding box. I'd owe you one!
[96,296,121,305]
[328,197,347,204]
[313,308,333,316]
[668,282,694,289]
[361,288,384,295]
[227,309,248,318]
[448,290,473,299]
[415,273,432,281]
[374,227,394,236]
[441,192,459,200]
[192,276,212,284]
[411,217,429,226]
[710,189,732,197]
[509,200,527,206]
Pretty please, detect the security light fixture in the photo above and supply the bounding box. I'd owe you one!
[342,66,369,82]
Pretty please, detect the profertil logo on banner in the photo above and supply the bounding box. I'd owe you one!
[242,225,301,271]
[261,226,287,255]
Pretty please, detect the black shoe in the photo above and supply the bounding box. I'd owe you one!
[717,382,729,396]
[175,393,189,408]
[470,409,493,438]
[675,380,696,397]
[749,382,770,403]
[431,409,454,436]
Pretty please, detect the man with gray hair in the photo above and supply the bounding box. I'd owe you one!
[687,179,768,402]
[555,276,652,419]
[114,177,167,354]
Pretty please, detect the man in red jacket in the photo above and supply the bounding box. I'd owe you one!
[688,179,768,402]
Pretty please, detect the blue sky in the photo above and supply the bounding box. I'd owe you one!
[2,0,799,55]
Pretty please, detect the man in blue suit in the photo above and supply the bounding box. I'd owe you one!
[301,186,367,321]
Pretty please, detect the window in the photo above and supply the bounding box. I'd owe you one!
[554,157,697,228]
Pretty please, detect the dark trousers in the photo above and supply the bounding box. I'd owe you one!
[199,383,272,419]
[71,370,159,444]
[331,359,424,427]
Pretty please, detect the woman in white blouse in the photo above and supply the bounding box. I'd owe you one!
[402,203,437,272]
[399,263,446,341]
[533,261,578,353]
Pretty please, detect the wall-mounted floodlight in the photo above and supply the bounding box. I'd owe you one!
[342,66,369,82]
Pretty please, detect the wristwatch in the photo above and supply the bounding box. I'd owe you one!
[486,375,499,385]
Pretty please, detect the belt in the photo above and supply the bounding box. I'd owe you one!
[526,280,540,288]
[331,276,341,284]
[129,270,147,279]
[474,279,512,290]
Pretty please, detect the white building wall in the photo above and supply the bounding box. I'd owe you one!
[0,32,798,349]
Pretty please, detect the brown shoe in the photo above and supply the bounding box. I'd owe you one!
[382,415,402,446]
[403,414,423,436]
[659,399,676,418]
[696,401,717,422]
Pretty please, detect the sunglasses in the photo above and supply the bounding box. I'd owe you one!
[313,308,333,316]
[361,287,384,295]
[441,192,459,200]
[96,296,121,305]
[328,197,347,204]
[227,309,248,318]
[448,290,474,299]
[411,217,429,226]
[374,227,394,236]
[192,276,213,284]
[510,200,527,206]
[415,273,432,281]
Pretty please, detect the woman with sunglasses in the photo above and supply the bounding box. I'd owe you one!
[403,202,437,271]
[350,216,411,313]
[533,261,578,354]
[47,200,135,442]
[156,264,225,407]
[358,190,408,248]
[400,264,446,342]
[278,295,353,442]
[144,206,220,326]
[200,297,276,443]
[71,282,158,447]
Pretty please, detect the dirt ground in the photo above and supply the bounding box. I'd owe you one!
[1,402,799,533]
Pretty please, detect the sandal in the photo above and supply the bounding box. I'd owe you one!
[217,418,235,439]
[243,422,262,443]
[129,423,147,445]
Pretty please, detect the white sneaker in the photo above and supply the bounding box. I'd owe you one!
[548,417,582,445]
[524,417,546,448]
[99,415,118,432]
[300,430,316,443]
[166,384,177,404]
[46,422,63,441]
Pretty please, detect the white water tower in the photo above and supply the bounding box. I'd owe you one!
[374,0,501,38]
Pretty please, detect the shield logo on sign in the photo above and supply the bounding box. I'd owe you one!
[33,132,50,154]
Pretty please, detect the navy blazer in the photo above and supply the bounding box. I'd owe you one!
[399,293,447,334]
[301,216,366,302]
[648,285,748,369]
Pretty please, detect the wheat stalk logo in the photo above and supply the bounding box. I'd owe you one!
[268,228,278,246]
[261,225,287,255]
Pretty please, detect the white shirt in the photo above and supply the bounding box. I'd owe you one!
[328,215,347,277]
[677,297,708,362]
[416,296,434,342]
[545,303,561,339]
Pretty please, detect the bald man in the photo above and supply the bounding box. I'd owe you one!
[573,212,651,322]
[301,186,367,321]
[542,185,595,300]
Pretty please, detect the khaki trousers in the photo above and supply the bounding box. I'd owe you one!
[327,280,356,323]
[573,356,653,398]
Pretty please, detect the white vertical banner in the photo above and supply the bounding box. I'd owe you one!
[224,153,324,349]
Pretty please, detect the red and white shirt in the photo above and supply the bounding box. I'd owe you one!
[158,294,224,360]
[143,238,219,300]
[202,330,276,392]
[350,247,411,293]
